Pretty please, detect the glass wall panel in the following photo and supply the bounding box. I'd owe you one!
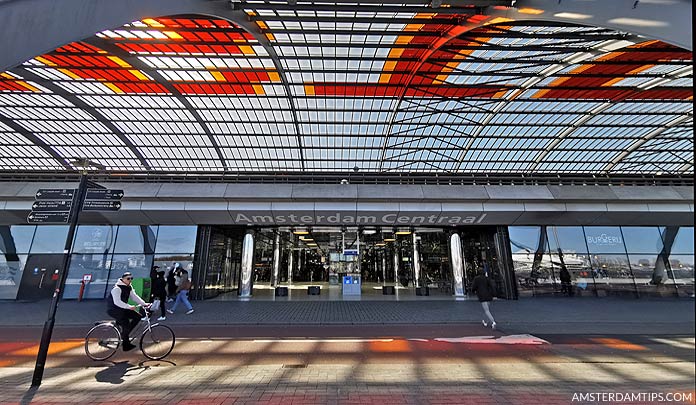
[72,225,117,255]
[0,226,36,254]
[547,226,595,297]
[589,254,636,295]
[508,226,554,297]
[155,226,197,254]
[0,254,28,300]
[106,253,155,294]
[622,227,663,254]
[114,225,157,254]
[628,253,677,297]
[63,252,112,299]
[547,226,588,254]
[30,226,69,253]
[669,254,695,297]
[671,227,694,254]
[584,227,626,254]
[0,226,35,300]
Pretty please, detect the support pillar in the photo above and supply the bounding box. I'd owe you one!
[271,231,280,287]
[239,230,254,297]
[450,232,465,297]
[381,250,387,286]
[287,234,294,285]
[393,248,400,288]
[412,232,421,288]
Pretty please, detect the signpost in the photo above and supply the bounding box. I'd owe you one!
[85,189,124,200]
[83,200,122,211]
[31,173,124,387]
[34,189,75,201]
[27,212,70,224]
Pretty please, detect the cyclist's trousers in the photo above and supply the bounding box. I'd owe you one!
[107,308,141,343]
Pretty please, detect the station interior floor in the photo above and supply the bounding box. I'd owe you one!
[208,282,466,301]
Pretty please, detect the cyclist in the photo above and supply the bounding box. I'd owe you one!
[107,271,149,351]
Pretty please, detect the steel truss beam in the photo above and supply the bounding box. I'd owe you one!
[12,67,152,171]
[0,113,73,170]
[84,37,228,172]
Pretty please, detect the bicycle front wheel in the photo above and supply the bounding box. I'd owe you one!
[85,323,120,361]
[140,324,175,360]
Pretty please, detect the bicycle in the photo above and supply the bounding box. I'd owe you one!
[84,305,175,361]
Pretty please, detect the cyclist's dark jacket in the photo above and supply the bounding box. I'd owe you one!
[107,279,146,310]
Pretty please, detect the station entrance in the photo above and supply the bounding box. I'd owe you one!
[193,226,517,300]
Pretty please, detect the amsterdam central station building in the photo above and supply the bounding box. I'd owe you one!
[0,0,692,302]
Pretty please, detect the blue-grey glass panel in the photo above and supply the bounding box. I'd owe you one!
[154,254,195,276]
[667,254,694,296]
[621,227,664,254]
[546,226,589,255]
[671,227,694,254]
[63,252,112,299]
[508,226,541,254]
[30,226,69,253]
[72,225,117,255]
[0,253,27,299]
[114,225,158,254]
[0,225,35,254]
[107,254,154,287]
[589,254,636,293]
[155,226,198,253]
[584,227,626,254]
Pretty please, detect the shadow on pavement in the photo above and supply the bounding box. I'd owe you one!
[94,361,149,384]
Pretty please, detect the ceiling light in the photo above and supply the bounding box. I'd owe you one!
[383,238,396,242]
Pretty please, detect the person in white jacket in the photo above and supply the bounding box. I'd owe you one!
[106,272,149,351]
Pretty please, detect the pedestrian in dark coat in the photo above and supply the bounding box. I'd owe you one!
[472,267,497,329]
[152,270,167,320]
[166,268,177,302]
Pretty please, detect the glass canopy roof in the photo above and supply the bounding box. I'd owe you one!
[0,9,692,176]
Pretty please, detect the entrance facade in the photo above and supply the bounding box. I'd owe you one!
[193,225,518,300]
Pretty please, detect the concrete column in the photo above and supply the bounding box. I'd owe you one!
[450,233,465,297]
[271,231,280,286]
[239,231,254,297]
[412,232,421,288]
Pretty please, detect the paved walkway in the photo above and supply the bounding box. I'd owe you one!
[0,297,694,404]
[1,297,694,335]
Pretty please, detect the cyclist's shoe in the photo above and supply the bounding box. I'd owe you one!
[186,309,195,315]
[122,342,136,352]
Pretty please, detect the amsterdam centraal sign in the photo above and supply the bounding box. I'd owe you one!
[232,212,489,225]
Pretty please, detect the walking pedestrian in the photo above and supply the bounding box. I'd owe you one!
[165,267,177,302]
[472,266,497,329]
[167,270,194,315]
[151,269,168,320]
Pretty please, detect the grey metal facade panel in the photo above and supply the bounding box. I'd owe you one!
[158,184,227,199]
[224,184,294,200]
[484,186,555,200]
[17,182,78,198]
[357,185,425,201]
[609,186,685,201]
[672,186,695,201]
[419,185,490,201]
[546,186,619,201]
[291,184,358,201]
[100,183,163,199]
[0,183,26,198]
[185,201,234,224]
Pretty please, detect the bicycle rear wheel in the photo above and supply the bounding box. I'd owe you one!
[85,323,120,361]
[139,324,175,360]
